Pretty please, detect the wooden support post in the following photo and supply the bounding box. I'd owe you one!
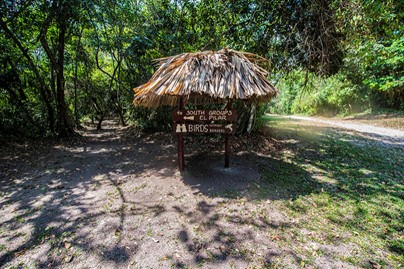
[224,99,233,168]
[224,134,230,168]
[177,97,185,171]
[178,134,184,171]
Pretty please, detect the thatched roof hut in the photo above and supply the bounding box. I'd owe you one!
[133,48,278,108]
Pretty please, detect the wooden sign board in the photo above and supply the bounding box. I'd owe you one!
[174,123,236,134]
[173,106,237,171]
[173,109,237,122]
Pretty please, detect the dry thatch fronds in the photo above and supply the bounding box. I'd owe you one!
[133,48,278,108]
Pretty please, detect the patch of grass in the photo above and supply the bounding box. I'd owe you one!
[0,243,8,251]
[220,189,241,199]
[146,228,154,237]
[390,239,404,254]
[6,262,30,269]
[261,116,404,267]
[133,183,147,193]
[105,190,119,198]
[14,215,25,223]
[37,226,54,243]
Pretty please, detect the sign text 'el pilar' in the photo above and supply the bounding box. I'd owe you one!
[173,99,236,171]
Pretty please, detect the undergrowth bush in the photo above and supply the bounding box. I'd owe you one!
[131,106,173,132]
[270,71,368,116]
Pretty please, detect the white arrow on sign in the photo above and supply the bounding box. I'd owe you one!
[184,116,195,121]
[225,124,233,132]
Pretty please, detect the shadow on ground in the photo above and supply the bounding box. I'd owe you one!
[181,151,316,201]
[0,122,177,267]
[0,118,402,268]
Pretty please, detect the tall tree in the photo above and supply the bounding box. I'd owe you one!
[38,0,79,136]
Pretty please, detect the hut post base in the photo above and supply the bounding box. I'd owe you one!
[178,134,184,171]
[224,99,233,168]
[224,134,229,167]
[178,96,185,171]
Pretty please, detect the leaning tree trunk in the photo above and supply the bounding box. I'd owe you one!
[39,5,72,137]
[0,19,56,134]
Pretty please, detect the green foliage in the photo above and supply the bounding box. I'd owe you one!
[336,0,404,110]
[0,90,40,138]
[1,0,403,137]
[131,106,173,133]
[253,103,271,131]
[362,38,404,92]
[341,37,404,110]
[271,71,367,116]
[270,72,304,115]
[263,115,404,266]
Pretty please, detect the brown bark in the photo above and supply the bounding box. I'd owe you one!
[39,5,72,137]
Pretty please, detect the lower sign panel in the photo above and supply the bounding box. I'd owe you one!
[174,123,236,134]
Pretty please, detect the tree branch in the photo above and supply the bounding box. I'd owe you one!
[39,9,59,74]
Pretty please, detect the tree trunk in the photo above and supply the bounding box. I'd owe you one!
[55,21,71,137]
[73,28,83,127]
[97,115,104,130]
[73,58,79,127]
[247,104,256,133]
[116,51,126,126]
[39,5,72,137]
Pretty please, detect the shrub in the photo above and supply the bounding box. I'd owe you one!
[270,71,367,116]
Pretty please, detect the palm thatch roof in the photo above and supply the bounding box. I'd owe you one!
[133,48,278,108]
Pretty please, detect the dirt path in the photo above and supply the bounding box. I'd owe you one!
[1,119,402,268]
[0,122,271,269]
[275,114,404,145]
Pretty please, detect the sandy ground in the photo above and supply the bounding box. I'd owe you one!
[0,118,402,268]
[1,122,276,269]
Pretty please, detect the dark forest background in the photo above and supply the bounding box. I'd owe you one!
[1,0,402,137]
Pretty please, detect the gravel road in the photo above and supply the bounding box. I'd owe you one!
[275,114,404,145]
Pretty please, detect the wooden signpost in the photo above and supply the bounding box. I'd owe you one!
[173,100,237,171]
[174,123,236,134]
[173,109,237,122]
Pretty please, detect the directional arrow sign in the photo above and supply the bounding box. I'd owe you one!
[173,109,237,122]
[183,116,195,121]
[174,123,236,134]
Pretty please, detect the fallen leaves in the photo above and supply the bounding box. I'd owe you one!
[270,235,281,241]
[64,242,71,249]
[13,249,26,258]
[64,255,74,263]
[114,228,122,238]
